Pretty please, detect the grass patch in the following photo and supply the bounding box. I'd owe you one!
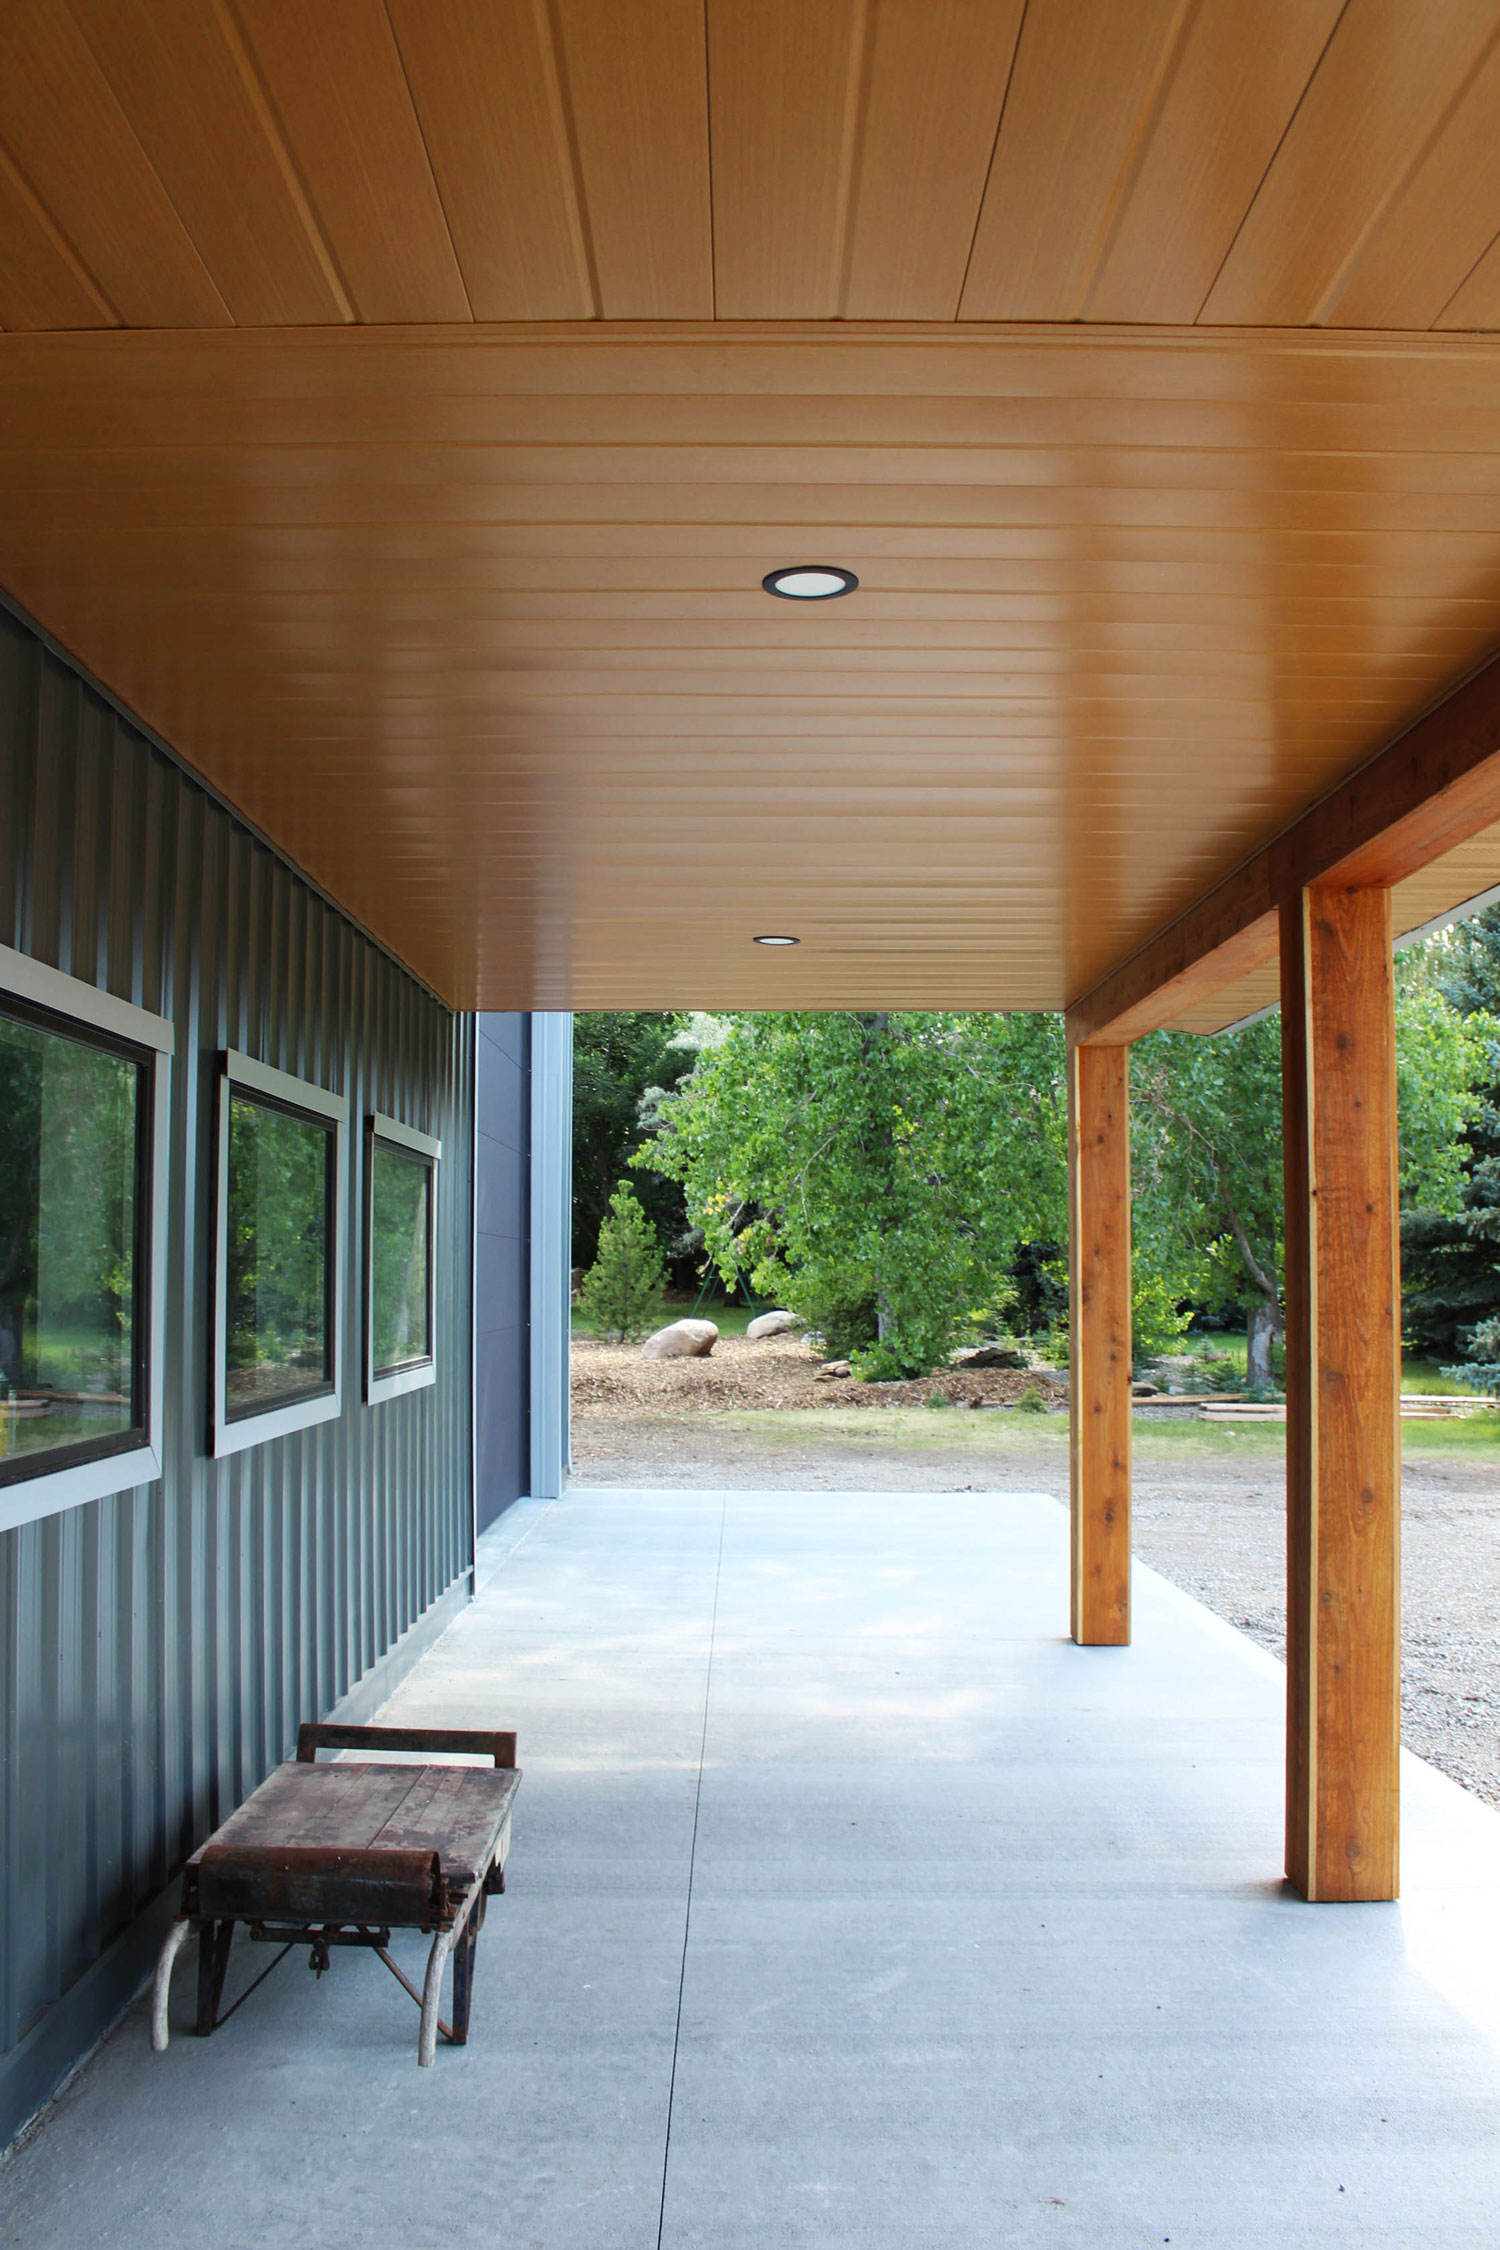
[1400,1411,1500,1455]
[649,1408,1285,1461]
[587,1403,1500,1466]
[1131,1413,1500,1463]
[1172,1333,1248,1373]
[646,1407,1068,1453]
[1154,1335,1480,1397]
[1401,1357,1485,1397]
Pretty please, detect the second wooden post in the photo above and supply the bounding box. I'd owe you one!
[1280,884,1401,1901]
[1069,1039,1132,1645]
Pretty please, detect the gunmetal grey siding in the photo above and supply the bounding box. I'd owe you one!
[0,600,476,2143]
[475,1014,530,1529]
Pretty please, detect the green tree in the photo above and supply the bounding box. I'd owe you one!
[639,1010,1068,1379]
[1402,906,1500,1370]
[369,1142,429,1370]
[226,1098,330,1393]
[0,1015,140,1400]
[578,1182,668,1341]
[637,984,1478,1388]
[572,1012,693,1270]
[1131,1017,1284,1383]
[1133,950,1480,1387]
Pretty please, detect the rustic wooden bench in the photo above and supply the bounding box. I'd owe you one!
[151,1723,520,2066]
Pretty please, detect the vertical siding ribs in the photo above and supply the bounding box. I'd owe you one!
[0,609,475,2088]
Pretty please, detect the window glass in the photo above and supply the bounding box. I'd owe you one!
[370,1141,431,1375]
[226,1094,333,1418]
[0,1008,144,1479]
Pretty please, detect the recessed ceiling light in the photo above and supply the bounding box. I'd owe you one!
[753,933,799,946]
[762,566,859,600]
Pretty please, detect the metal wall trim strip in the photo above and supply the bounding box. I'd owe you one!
[528,1012,573,1499]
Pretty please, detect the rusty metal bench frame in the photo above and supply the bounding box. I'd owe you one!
[151,1723,519,2066]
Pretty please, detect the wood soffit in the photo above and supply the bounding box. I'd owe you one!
[6,7,1500,1009]
[11,0,1500,335]
[8,318,1500,1011]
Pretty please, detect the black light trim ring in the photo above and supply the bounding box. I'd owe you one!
[762,566,859,600]
[753,934,800,947]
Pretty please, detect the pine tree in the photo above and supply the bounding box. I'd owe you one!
[578,1182,668,1342]
[1402,904,1500,1373]
[572,1013,693,1271]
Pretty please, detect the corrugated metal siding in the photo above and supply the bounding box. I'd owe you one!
[0,603,475,2109]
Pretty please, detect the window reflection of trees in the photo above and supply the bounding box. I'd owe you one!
[0,1010,141,1471]
[225,1095,331,1414]
[370,1142,430,1374]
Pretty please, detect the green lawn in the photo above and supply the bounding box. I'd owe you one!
[1171,1332,1248,1371]
[671,1404,1500,1464]
[1399,1357,1482,1397]
[1165,1332,1484,1397]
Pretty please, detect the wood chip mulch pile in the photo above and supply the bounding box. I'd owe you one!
[570,1332,1067,1416]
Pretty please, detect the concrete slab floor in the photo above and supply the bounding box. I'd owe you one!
[4,1485,1500,2248]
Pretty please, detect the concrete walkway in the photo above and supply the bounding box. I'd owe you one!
[4,1485,1500,2248]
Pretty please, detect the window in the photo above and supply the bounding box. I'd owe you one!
[213,1053,346,1456]
[366,1115,440,1403]
[0,945,172,1532]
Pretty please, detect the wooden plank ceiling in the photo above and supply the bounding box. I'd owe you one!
[5,1,1500,1012]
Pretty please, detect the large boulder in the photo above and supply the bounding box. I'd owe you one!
[641,1318,719,1360]
[746,1309,799,1340]
[950,1342,1027,1370]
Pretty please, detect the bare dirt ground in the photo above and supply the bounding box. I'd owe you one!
[570,1331,1065,1412]
[571,1336,1500,1810]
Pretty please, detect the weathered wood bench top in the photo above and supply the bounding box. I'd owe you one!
[186,1761,519,1893]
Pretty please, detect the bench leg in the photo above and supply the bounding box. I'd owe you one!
[449,1918,480,2045]
[418,1927,457,2067]
[151,1920,192,2053]
[196,1920,235,2035]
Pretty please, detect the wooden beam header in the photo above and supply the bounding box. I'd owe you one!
[1067,647,1500,1045]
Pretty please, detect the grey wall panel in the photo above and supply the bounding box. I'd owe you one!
[474,1013,529,1530]
[476,1234,529,1344]
[481,1013,527,1067]
[0,603,476,2139]
[475,1364,528,1526]
[476,1131,529,1245]
[477,1020,529,1154]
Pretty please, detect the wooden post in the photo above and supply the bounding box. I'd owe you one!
[1280,885,1401,1901]
[1069,1040,1132,1645]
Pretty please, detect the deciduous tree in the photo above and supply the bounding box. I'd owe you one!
[640,1010,1068,1379]
[1132,949,1479,1386]
[1400,906,1500,1375]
